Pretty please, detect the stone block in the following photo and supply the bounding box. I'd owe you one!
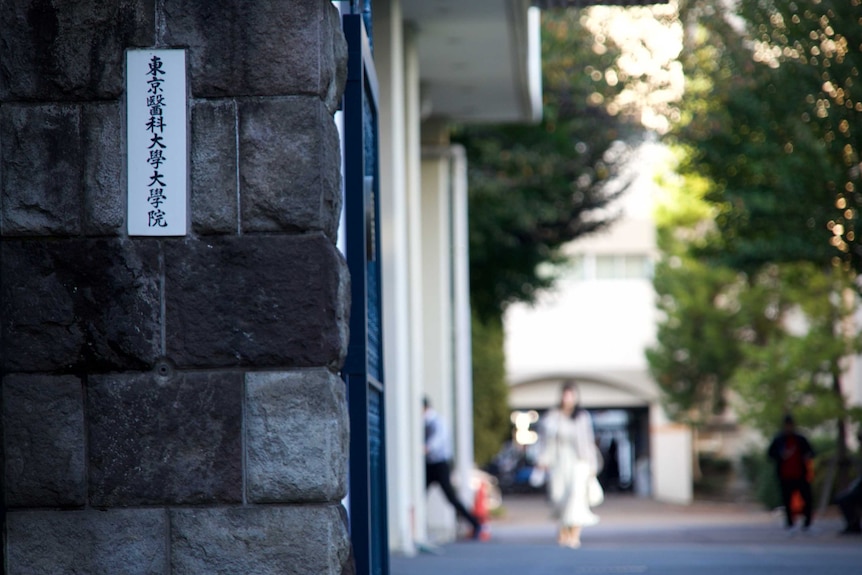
[164,235,349,369]
[0,0,155,100]
[238,97,341,239]
[335,251,351,354]
[190,99,237,234]
[0,238,161,373]
[162,0,332,99]
[246,369,348,503]
[3,375,86,507]
[321,0,348,114]
[83,102,124,234]
[0,104,82,235]
[6,509,168,575]
[88,371,243,506]
[171,505,350,575]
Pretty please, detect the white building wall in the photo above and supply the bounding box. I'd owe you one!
[420,150,457,542]
[403,24,429,548]
[375,0,418,556]
[449,145,477,525]
[650,408,694,505]
[509,373,658,411]
[847,304,862,434]
[374,4,492,552]
[376,3,478,553]
[504,142,693,504]
[841,353,862,451]
[505,141,662,380]
[355,0,543,554]
[414,142,477,543]
[505,268,657,381]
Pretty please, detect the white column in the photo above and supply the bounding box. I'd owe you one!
[650,403,693,504]
[418,142,478,541]
[449,145,476,510]
[374,0,414,556]
[404,25,428,547]
[420,148,456,543]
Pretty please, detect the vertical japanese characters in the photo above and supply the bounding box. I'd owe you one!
[127,49,187,237]
[145,55,168,228]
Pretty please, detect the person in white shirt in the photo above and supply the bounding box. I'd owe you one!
[424,397,483,539]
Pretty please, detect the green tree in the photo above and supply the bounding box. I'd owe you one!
[648,170,862,489]
[660,0,862,486]
[470,313,511,466]
[647,165,744,428]
[731,263,862,438]
[736,0,862,270]
[671,0,839,272]
[647,257,742,425]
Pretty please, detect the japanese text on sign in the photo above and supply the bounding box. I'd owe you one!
[127,50,187,236]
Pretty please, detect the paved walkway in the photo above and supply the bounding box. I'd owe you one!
[487,493,850,545]
[391,494,862,575]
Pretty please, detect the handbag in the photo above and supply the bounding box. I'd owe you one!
[528,466,547,488]
[588,476,604,507]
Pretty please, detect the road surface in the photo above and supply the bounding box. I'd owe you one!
[391,494,861,575]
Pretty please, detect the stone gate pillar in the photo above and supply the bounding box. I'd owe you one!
[0,1,351,573]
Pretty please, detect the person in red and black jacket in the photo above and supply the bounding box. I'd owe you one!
[768,414,816,530]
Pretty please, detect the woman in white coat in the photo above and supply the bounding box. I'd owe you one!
[538,381,600,548]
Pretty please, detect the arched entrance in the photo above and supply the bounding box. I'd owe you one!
[504,373,655,496]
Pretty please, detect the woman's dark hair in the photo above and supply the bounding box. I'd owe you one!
[560,380,584,419]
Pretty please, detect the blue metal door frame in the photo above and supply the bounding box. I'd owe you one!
[342,12,389,575]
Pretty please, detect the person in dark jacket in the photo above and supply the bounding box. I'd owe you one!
[423,397,483,540]
[767,414,815,529]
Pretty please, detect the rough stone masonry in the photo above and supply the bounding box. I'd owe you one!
[0,1,352,573]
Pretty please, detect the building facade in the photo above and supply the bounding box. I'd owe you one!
[375,1,672,552]
[505,142,694,504]
[506,138,862,504]
[371,0,542,552]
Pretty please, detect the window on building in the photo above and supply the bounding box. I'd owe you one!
[594,254,652,280]
[568,255,587,281]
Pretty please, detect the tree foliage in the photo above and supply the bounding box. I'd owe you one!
[647,166,744,425]
[647,256,742,425]
[649,1,862,451]
[471,313,511,465]
[457,9,641,321]
[736,0,862,270]
[670,0,841,272]
[730,263,862,438]
[649,195,862,437]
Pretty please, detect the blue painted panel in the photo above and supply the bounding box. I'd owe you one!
[342,12,388,575]
[369,389,384,575]
[367,259,382,381]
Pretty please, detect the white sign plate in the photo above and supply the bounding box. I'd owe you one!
[126,49,188,236]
